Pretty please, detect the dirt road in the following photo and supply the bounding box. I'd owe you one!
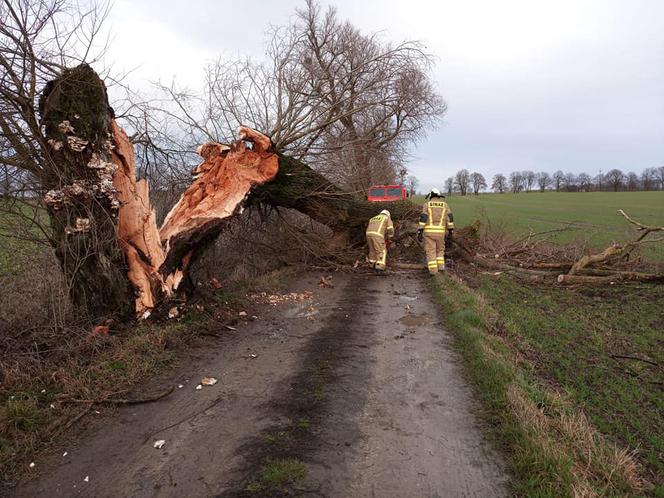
[13,271,510,497]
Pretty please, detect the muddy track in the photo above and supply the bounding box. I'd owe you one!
[219,275,377,496]
[11,272,509,497]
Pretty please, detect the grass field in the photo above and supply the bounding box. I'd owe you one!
[419,191,664,260]
[433,273,664,496]
[0,200,50,276]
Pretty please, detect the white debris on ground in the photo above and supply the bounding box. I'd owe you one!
[195,385,202,390]
[250,291,314,306]
[153,440,166,449]
[201,377,218,386]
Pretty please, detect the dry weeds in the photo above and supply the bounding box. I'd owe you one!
[506,381,645,496]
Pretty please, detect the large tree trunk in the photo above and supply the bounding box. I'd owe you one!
[40,65,279,319]
[40,64,135,318]
[251,154,412,246]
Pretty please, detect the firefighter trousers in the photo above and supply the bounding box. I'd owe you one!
[423,232,445,274]
[366,234,387,270]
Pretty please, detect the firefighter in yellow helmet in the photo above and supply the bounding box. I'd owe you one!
[366,209,394,271]
[417,188,454,274]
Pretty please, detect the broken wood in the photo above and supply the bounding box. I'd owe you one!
[112,121,169,315]
[472,257,557,282]
[319,276,334,288]
[60,386,175,405]
[160,131,279,278]
[566,210,664,276]
[393,262,426,270]
[557,272,664,285]
[40,65,281,318]
[610,354,659,367]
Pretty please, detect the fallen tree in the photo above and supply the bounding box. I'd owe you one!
[39,64,411,319]
[451,210,664,286]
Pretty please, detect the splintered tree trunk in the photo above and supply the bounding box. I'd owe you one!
[40,65,279,319]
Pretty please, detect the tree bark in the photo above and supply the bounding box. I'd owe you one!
[40,64,135,318]
[557,272,664,285]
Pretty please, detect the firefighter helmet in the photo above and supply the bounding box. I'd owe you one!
[380,209,391,217]
[427,187,444,199]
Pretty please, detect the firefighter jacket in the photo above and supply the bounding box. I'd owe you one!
[366,213,394,240]
[419,199,454,234]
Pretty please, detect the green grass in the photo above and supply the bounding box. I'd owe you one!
[479,276,664,494]
[0,199,51,276]
[0,399,46,434]
[431,273,655,497]
[417,191,664,259]
[247,458,307,492]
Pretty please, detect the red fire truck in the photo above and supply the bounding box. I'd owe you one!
[367,185,408,202]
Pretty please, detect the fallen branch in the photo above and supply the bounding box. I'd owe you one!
[618,209,664,235]
[142,395,224,443]
[60,386,175,405]
[610,354,659,367]
[460,257,556,283]
[557,272,664,285]
[525,262,573,271]
[393,262,426,270]
[46,406,93,438]
[567,210,664,276]
[497,226,576,258]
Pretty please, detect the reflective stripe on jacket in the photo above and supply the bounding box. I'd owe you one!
[366,214,394,239]
[418,200,454,233]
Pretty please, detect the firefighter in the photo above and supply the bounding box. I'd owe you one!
[417,188,454,274]
[366,209,394,271]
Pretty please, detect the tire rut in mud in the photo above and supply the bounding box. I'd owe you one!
[217,275,377,497]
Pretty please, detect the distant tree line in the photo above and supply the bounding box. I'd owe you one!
[442,166,664,195]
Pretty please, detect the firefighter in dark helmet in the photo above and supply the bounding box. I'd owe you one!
[417,188,454,274]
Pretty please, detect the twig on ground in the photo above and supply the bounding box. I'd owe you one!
[47,406,93,438]
[142,395,224,443]
[610,354,659,367]
[60,386,175,405]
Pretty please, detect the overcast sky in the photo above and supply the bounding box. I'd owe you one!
[105,0,664,192]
